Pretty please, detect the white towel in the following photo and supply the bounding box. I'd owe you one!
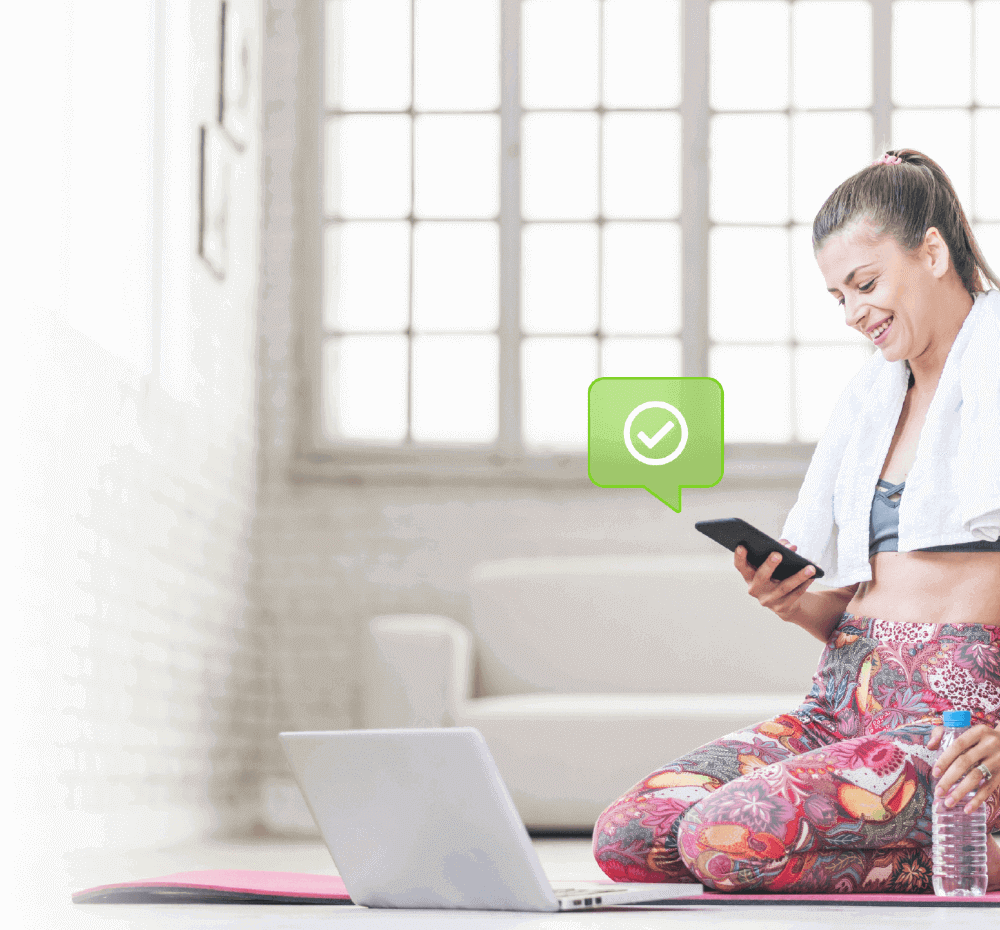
[780,288,1000,589]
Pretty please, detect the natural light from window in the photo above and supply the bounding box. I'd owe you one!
[320,0,1000,456]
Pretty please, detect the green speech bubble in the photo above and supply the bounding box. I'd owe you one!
[588,377,724,512]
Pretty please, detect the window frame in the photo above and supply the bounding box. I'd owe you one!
[292,0,911,487]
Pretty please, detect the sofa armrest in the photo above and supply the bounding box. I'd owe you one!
[361,614,474,728]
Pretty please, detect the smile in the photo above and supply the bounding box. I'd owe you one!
[871,317,893,343]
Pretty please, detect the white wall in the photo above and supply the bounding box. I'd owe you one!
[10,0,263,868]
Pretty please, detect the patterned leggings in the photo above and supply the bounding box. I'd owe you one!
[593,613,1000,893]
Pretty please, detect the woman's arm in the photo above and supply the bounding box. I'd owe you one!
[783,583,861,643]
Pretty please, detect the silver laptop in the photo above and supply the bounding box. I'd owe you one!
[280,727,702,911]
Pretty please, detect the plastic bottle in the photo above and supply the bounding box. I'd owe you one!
[931,709,988,896]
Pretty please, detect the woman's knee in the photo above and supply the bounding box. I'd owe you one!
[592,770,722,883]
[675,784,793,891]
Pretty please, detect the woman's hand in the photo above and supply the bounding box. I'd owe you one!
[929,723,1000,814]
[733,539,818,625]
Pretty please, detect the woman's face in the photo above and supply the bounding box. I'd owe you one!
[815,220,939,366]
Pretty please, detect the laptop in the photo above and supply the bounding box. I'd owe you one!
[279,727,702,911]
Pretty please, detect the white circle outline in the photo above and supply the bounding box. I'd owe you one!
[623,401,689,466]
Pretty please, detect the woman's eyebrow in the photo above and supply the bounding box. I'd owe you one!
[827,264,875,293]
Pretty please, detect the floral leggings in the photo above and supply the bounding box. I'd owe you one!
[593,613,1000,893]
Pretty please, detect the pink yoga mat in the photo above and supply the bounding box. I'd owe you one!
[73,870,999,907]
[72,870,351,904]
[587,879,1000,907]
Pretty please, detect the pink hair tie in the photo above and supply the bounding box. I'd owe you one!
[874,153,902,165]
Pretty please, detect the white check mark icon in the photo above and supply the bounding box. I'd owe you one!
[637,420,675,450]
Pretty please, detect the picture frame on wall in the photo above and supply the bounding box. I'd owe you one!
[198,123,232,280]
[219,0,253,150]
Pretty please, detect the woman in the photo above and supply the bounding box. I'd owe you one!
[592,150,1000,894]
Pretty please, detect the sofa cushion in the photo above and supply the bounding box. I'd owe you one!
[453,691,810,830]
[469,556,825,697]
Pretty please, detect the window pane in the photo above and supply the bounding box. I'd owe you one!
[326,0,411,110]
[793,1,871,108]
[603,0,681,108]
[322,336,408,441]
[522,224,598,334]
[976,2,1000,105]
[414,115,500,218]
[710,345,791,442]
[603,113,681,218]
[324,222,409,332]
[414,0,500,111]
[792,112,872,223]
[522,113,600,219]
[711,1,789,111]
[711,115,789,223]
[412,335,498,442]
[795,345,872,442]
[893,1,971,107]
[791,224,869,345]
[974,109,1000,220]
[325,115,411,217]
[522,337,598,449]
[601,337,682,377]
[413,222,499,332]
[522,0,599,109]
[891,110,972,208]
[710,227,790,343]
[602,223,681,335]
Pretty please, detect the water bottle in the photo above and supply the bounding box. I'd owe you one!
[931,709,988,896]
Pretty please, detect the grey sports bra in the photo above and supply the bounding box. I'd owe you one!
[869,478,1000,556]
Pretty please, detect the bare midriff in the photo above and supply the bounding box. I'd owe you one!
[845,550,1000,626]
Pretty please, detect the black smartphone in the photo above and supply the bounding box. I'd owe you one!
[694,517,824,582]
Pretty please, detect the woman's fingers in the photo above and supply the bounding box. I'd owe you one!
[933,725,993,779]
[960,766,999,814]
[927,726,943,751]
[745,551,784,599]
[733,546,755,583]
[734,542,814,623]
[771,566,816,601]
[941,761,995,812]
[932,726,1000,812]
[932,728,977,785]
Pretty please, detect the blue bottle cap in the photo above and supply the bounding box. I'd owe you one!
[942,709,971,728]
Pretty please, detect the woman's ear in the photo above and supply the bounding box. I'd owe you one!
[922,226,952,280]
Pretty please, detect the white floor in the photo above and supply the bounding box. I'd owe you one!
[25,836,998,930]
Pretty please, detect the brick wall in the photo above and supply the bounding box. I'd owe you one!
[17,317,261,851]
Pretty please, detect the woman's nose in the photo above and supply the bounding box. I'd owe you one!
[843,294,866,329]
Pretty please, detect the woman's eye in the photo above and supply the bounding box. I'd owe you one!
[859,278,877,293]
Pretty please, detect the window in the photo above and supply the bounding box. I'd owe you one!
[309,0,1000,479]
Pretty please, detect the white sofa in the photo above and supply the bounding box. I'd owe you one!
[362,555,826,831]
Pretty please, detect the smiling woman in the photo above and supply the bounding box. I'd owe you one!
[592,150,1000,895]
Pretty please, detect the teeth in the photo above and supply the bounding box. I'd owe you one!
[871,317,892,339]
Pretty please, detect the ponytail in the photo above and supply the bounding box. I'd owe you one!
[813,149,1000,294]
